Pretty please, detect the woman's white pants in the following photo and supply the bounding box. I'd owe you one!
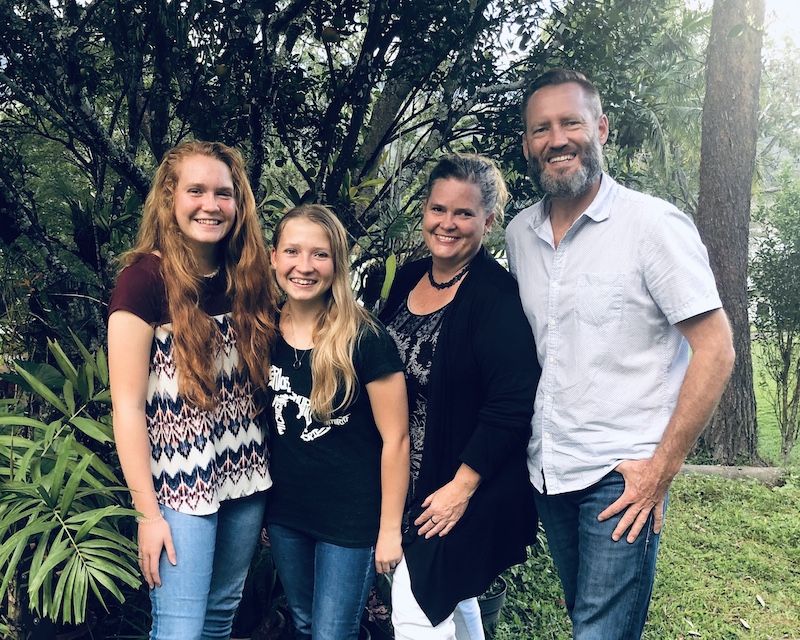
[391,556,485,640]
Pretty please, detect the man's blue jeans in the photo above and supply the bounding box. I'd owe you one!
[534,471,665,640]
[267,523,375,640]
[149,492,267,640]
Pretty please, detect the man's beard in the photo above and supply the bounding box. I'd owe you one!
[528,135,603,199]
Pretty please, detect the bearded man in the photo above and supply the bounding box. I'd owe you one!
[505,69,735,640]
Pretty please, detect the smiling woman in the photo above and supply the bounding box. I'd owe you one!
[264,204,409,640]
[173,155,236,265]
[379,154,540,640]
[107,140,279,640]
[270,216,335,306]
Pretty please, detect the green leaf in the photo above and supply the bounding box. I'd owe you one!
[85,572,103,616]
[53,556,77,622]
[13,439,45,481]
[69,416,114,443]
[36,483,54,508]
[70,329,99,378]
[354,178,386,190]
[728,24,746,38]
[80,545,132,564]
[76,366,91,402]
[13,363,69,415]
[380,254,397,301]
[46,433,74,507]
[73,505,127,542]
[71,440,119,484]
[0,415,49,429]
[48,339,79,386]
[78,522,138,549]
[95,348,109,386]
[0,536,31,601]
[6,361,65,393]
[91,388,112,404]
[72,561,89,624]
[63,379,76,416]
[28,538,72,593]
[59,450,94,515]
[0,502,49,539]
[28,528,53,599]
[88,563,130,600]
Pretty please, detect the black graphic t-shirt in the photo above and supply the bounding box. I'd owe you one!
[264,321,404,548]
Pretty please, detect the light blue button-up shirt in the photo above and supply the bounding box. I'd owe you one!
[506,175,722,494]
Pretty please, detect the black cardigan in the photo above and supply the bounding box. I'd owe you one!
[380,247,541,625]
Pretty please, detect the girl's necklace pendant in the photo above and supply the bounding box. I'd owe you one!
[292,347,308,369]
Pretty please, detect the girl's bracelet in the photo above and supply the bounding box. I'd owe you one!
[135,512,164,525]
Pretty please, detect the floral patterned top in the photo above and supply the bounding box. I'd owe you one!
[385,299,448,531]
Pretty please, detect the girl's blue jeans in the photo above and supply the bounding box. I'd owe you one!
[149,492,267,640]
[267,523,375,640]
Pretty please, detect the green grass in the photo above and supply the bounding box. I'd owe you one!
[495,472,800,639]
[494,346,800,639]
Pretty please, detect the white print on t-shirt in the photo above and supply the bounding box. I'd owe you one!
[269,364,350,442]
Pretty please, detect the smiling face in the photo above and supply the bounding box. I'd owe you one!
[422,177,494,272]
[270,217,335,308]
[173,154,236,256]
[522,82,608,199]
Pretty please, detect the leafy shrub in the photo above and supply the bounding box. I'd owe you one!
[0,334,139,634]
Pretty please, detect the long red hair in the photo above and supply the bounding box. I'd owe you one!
[122,141,278,410]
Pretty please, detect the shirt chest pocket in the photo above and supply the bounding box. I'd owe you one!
[575,273,624,327]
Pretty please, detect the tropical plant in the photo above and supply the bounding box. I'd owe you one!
[0,333,140,638]
[751,167,800,461]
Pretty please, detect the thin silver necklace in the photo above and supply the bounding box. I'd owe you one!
[285,314,311,369]
[292,346,309,369]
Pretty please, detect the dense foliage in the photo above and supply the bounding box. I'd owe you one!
[0,336,139,637]
[0,0,706,359]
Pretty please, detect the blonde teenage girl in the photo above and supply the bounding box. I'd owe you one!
[264,205,409,640]
[108,141,278,640]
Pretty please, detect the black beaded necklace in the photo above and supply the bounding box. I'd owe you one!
[427,261,471,290]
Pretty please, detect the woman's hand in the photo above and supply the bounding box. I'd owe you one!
[375,528,403,574]
[137,517,176,588]
[415,464,482,539]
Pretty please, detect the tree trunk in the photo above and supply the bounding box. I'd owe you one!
[694,0,765,463]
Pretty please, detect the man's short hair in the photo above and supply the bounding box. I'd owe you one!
[521,69,603,129]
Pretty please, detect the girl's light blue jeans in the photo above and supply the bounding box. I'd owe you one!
[266,523,375,640]
[149,492,267,640]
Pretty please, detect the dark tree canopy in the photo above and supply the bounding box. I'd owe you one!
[0,0,683,358]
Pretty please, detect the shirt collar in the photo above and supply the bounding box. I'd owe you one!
[582,173,614,223]
[529,173,615,245]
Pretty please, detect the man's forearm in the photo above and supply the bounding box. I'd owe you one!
[652,308,735,476]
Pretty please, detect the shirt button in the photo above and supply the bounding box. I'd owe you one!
[545,394,552,402]
[548,356,555,364]
[543,432,552,440]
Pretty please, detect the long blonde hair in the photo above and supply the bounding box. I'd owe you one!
[272,205,375,422]
[122,140,279,410]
